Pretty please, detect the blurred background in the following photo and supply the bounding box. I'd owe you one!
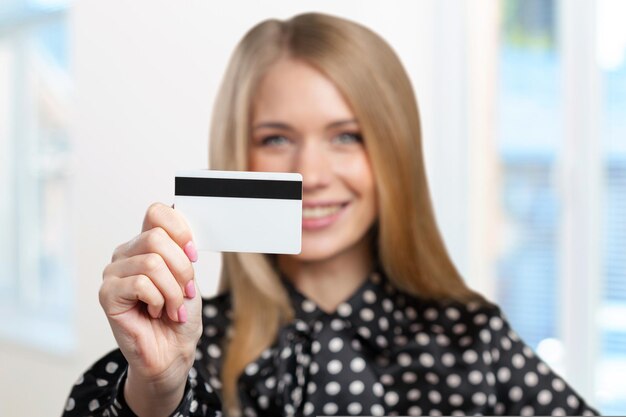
[0,0,624,415]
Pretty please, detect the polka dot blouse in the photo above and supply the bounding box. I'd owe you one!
[63,271,599,416]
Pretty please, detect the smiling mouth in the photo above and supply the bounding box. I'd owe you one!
[302,202,349,219]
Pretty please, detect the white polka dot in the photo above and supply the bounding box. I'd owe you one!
[501,337,512,350]
[64,398,75,411]
[358,326,371,338]
[350,357,366,373]
[402,371,417,383]
[245,363,259,375]
[380,374,394,385]
[190,400,198,412]
[337,303,352,317]
[486,372,496,386]
[495,403,506,415]
[74,375,84,385]
[382,298,394,312]
[408,388,421,401]
[473,392,487,405]
[480,329,492,343]
[408,406,422,415]
[523,346,535,358]
[442,352,456,367]
[371,404,385,416]
[265,376,276,389]
[436,334,450,346]
[406,307,417,320]
[512,353,526,368]
[349,380,364,395]
[521,405,534,416]
[398,353,412,367]
[348,402,362,415]
[424,308,438,321]
[524,371,538,387]
[325,381,341,395]
[583,410,595,416]
[303,402,314,415]
[88,399,100,411]
[307,382,316,394]
[552,378,566,392]
[509,386,523,401]
[96,378,108,387]
[469,370,483,385]
[385,391,399,406]
[327,359,342,374]
[446,374,461,388]
[280,347,292,359]
[538,361,550,375]
[420,352,435,367]
[330,318,345,331]
[208,344,221,358]
[459,336,473,347]
[360,308,375,321]
[373,382,384,397]
[446,307,461,320]
[552,407,566,416]
[203,305,217,318]
[463,349,478,364]
[328,337,343,353]
[323,403,338,415]
[428,390,442,404]
[378,317,389,331]
[311,340,321,354]
[310,362,319,375]
[376,335,388,348]
[204,382,213,393]
[105,361,118,374]
[567,394,580,409]
[363,290,377,304]
[453,323,467,334]
[302,299,316,312]
[449,394,463,407]
[426,372,439,385]
[474,313,488,325]
[497,367,511,383]
[416,332,430,346]
[490,316,503,331]
[538,389,553,405]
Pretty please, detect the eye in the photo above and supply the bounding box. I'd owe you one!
[259,135,290,147]
[333,132,363,145]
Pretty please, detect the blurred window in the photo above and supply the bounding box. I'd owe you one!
[0,0,73,353]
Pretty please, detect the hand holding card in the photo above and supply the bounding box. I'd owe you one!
[174,170,302,254]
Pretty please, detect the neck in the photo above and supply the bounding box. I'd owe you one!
[278,236,374,313]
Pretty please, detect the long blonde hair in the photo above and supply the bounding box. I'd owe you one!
[209,12,484,414]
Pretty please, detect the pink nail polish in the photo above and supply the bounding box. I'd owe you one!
[185,280,196,299]
[183,241,198,262]
[178,305,187,323]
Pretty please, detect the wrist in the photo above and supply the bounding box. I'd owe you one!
[124,366,188,417]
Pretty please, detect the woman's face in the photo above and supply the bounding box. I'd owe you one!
[249,58,377,262]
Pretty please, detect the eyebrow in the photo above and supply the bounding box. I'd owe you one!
[252,119,359,132]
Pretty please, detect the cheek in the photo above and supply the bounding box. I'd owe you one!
[337,154,377,203]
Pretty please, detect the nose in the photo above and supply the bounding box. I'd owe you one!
[296,140,332,192]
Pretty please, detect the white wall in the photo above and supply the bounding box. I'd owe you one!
[1,1,471,415]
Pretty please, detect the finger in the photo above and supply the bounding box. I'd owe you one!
[142,202,195,255]
[105,253,185,322]
[99,274,165,319]
[112,227,195,295]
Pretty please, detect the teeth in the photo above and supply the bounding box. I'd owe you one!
[302,204,343,219]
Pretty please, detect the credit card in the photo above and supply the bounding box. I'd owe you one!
[174,170,302,254]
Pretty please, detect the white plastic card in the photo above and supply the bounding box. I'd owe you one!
[174,170,302,254]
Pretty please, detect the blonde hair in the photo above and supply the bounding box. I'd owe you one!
[209,12,484,414]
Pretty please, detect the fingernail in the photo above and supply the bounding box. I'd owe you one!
[183,241,198,263]
[178,304,187,323]
[185,280,196,299]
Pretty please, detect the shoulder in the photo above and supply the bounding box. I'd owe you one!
[399,290,510,346]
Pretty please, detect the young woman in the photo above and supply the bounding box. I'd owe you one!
[63,12,598,417]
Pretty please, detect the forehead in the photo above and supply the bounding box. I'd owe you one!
[252,58,355,124]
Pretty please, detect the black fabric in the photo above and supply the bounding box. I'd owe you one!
[62,271,599,416]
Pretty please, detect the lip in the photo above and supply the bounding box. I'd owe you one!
[301,201,350,231]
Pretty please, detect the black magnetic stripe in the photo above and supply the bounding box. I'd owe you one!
[175,176,302,200]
